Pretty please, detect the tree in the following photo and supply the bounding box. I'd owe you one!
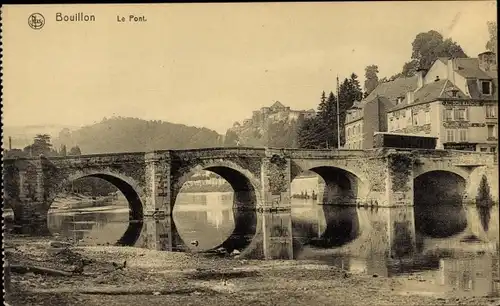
[338,74,363,145]
[364,65,379,96]
[60,145,67,157]
[401,60,419,77]
[69,145,82,156]
[476,175,493,207]
[223,130,239,146]
[298,91,339,149]
[403,30,468,76]
[486,21,497,55]
[297,116,329,149]
[23,134,53,157]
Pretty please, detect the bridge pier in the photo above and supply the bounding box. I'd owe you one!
[388,206,416,258]
[4,158,51,235]
[260,149,292,212]
[385,152,415,207]
[144,152,173,217]
[138,217,185,251]
[262,211,294,259]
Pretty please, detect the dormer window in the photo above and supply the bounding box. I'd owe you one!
[451,89,459,97]
[481,80,492,95]
[396,97,403,105]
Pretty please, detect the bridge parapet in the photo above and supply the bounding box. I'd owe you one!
[167,147,266,159]
[279,148,369,159]
[407,149,495,166]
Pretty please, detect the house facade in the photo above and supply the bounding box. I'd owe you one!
[345,51,498,152]
[345,76,419,149]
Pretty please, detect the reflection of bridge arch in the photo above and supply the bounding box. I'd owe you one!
[292,205,363,250]
[173,161,261,253]
[53,171,145,245]
[414,170,467,239]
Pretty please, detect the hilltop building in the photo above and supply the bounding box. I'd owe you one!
[231,101,316,132]
[345,51,498,152]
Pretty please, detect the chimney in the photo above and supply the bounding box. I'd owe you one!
[478,51,497,72]
[446,58,456,84]
[406,91,414,104]
[416,68,426,88]
[9,136,12,150]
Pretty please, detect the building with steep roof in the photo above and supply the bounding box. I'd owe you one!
[345,76,419,149]
[345,52,498,152]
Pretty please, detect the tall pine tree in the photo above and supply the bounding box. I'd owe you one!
[298,91,340,149]
[338,74,363,146]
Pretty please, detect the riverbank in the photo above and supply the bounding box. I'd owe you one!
[51,193,119,210]
[4,234,499,306]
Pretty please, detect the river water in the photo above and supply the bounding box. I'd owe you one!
[12,192,500,297]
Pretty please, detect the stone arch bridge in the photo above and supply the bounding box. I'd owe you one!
[3,147,497,232]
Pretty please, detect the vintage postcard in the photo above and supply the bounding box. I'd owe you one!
[2,2,499,305]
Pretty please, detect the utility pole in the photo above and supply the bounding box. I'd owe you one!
[336,75,341,149]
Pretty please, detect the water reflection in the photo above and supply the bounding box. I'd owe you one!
[414,203,467,238]
[43,193,499,298]
[291,205,360,249]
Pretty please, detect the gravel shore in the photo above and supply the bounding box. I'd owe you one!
[4,235,500,306]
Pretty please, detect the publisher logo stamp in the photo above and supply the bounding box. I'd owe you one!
[28,13,45,30]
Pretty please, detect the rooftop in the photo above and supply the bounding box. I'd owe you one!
[389,79,473,112]
[270,101,286,109]
[363,75,419,104]
[453,58,495,79]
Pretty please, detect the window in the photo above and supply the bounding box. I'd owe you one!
[446,129,455,142]
[488,125,495,138]
[425,111,431,124]
[347,127,351,136]
[486,105,497,118]
[459,129,467,142]
[413,113,419,126]
[481,81,492,95]
[454,108,466,120]
[444,108,453,121]
[491,147,497,153]
[480,147,488,152]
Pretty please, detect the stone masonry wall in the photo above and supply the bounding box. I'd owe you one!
[261,149,292,210]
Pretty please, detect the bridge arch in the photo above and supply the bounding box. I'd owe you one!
[53,171,145,245]
[413,170,468,238]
[173,160,262,253]
[58,170,144,220]
[291,163,368,205]
[413,166,469,182]
[174,160,262,209]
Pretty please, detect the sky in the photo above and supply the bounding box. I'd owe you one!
[2,2,497,134]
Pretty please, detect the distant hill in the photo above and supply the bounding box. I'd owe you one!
[51,117,224,154]
[3,124,79,150]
